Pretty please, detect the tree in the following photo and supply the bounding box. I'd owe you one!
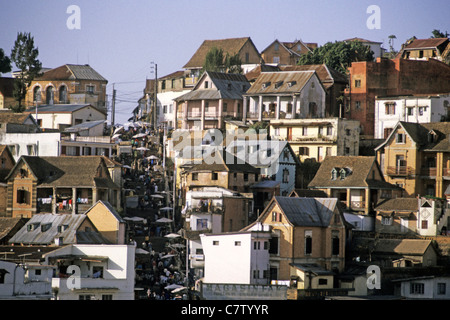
[297,40,374,74]
[10,32,42,112]
[0,48,11,75]
[431,29,449,38]
[201,46,242,75]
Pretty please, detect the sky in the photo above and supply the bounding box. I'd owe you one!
[1,0,449,125]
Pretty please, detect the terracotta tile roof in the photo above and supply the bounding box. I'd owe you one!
[0,110,35,124]
[404,38,449,50]
[281,64,348,85]
[187,149,259,174]
[183,37,260,69]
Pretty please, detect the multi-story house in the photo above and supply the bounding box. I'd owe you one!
[375,121,450,199]
[200,223,272,285]
[182,37,262,85]
[180,149,259,195]
[174,71,250,130]
[269,117,360,162]
[243,70,326,123]
[182,186,253,278]
[260,39,317,66]
[397,37,450,63]
[307,156,401,215]
[344,57,450,138]
[26,64,108,114]
[43,244,135,300]
[0,260,54,299]
[375,197,450,236]
[242,196,346,281]
[374,94,450,139]
[5,156,120,218]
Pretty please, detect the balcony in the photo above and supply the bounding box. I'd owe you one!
[420,167,437,177]
[386,166,415,176]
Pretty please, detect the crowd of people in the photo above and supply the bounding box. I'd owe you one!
[111,122,188,300]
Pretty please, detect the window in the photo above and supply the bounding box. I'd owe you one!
[438,283,446,295]
[396,133,405,144]
[213,241,219,246]
[33,86,41,102]
[223,103,227,112]
[305,231,312,255]
[331,169,338,180]
[385,102,396,115]
[59,85,68,103]
[421,220,428,229]
[102,295,113,300]
[419,107,426,116]
[86,85,95,94]
[93,266,103,278]
[355,101,361,110]
[192,173,198,181]
[234,241,241,246]
[327,126,333,136]
[410,282,424,294]
[354,79,361,88]
[407,107,414,116]
[269,236,279,255]
[211,172,218,180]
[318,278,328,285]
[302,127,308,136]
[282,169,289,184]
[381,216,393,225]
[27,145,35,156]
[79,295,95,300]
[264,241,269,250]
[254,241,260,250]
[17,189,28,204]
[197,219,208,230]
[204,81,209,89]
[273,56,280,64]
[332,234,340,256]
[299,147,309,156]
[244,173,248,181]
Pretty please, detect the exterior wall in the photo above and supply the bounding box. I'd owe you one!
[32,106,106,130]
[26,79,107,113]
[269,118,360,162]
[48,244,135,300]
[374,95,450,139]
[259,202,345,281]
[86,203,124,244]
[289,267,334,290]
[201,232,271,285]
[397,277,450,299]
[0,94,15,110]
[7,162,37,218]
[345,58,450,137]
[0,260,53,299]
[0,132,61,161]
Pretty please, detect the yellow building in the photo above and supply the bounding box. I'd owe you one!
[269,117,360,162]
[375,121,450,198]
[85,200,126,244]
[243,196,346,281]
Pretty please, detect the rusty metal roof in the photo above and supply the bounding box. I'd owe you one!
[245,70,317,95]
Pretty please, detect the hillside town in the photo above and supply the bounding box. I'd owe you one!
[1,32,450,301]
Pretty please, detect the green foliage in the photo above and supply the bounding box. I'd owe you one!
[431,29,449,38]
[297,40,374,74]
[0,48,11,75]
[202,46,242,75]
[10,32,42,111]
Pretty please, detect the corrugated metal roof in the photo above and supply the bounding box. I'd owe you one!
[9,214,87,245]
[25,104,99,114]
[36,64,107,82]
[275,196,338,227]
[404,38,449,50]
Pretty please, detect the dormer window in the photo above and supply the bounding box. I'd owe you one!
[340,168,347,180]
[331,168,338,180]
[428,130,438,143]
[262,82,271,89]
[288,81,297,88]
[274,81,283,89]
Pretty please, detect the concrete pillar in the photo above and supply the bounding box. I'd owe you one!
[243,96,247,123]
[258,96,263,122]
[218,99,223,129]
[292,95,297,119]
[276,96,281,120]
[201,100,205,130]
[72,187,77,214]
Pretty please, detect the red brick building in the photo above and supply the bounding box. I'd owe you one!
[344,57,450,138]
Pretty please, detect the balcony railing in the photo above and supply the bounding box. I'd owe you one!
[185,204,223,215]
[420,167,437,177]
[386,166,415,176]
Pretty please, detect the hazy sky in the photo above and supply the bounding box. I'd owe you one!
[1,0,449,124]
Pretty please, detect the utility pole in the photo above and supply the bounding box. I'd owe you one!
[153,63,158,129]
[111,84,116,126]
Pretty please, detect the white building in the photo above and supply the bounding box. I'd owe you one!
[0,132,62,161]
[343,37,386,59]
[0,260,54,299]
[200,222,271,285]
[393,276,450,299]
[374,94,450,139]
[43,244,135,300]
[25,104,107,131]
